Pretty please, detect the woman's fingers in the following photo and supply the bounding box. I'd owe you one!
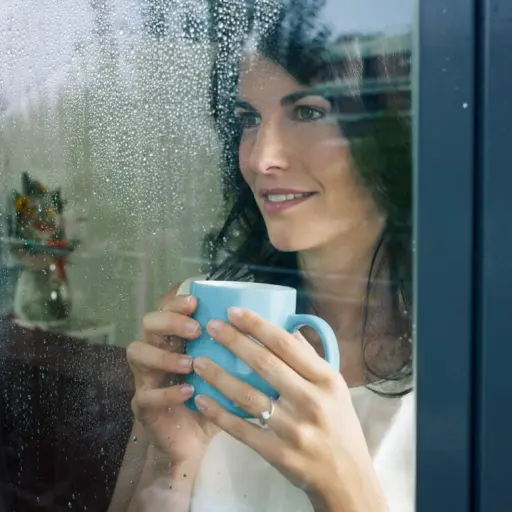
[127,341,194,389]
[143,290,200,347]
[132,383,195,418]
[205,318,312,400]
[226,308,333,383]
[127,341,194,374]
[129,285,200,395]
[141,308,200,357]
[193,394,286,467]
[143,310,201,339]
[193,357,292,433]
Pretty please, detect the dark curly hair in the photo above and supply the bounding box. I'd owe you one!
[205,0,412,397]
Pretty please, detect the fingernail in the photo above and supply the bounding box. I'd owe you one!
[185,321,200,335]
[207,319,223,335]
[180,384,194,395]
[193,357,208,370]
[228,307,243,320]
[179,356,193,368]
[195,395,208,411]
[185,295,196,305]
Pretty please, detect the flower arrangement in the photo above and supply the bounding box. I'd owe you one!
[8,172,69,248]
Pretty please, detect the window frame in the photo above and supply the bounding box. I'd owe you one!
[414,0,476,510]
[473,0,512,510]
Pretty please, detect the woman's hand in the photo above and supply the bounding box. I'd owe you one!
[191,307,387,512]
[127,286,218,468]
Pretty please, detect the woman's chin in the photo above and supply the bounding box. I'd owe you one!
[268,231,312,253]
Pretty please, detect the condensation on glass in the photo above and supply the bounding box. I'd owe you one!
[0,1,414,511]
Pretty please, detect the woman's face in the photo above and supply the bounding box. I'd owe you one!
[236,55,384,253]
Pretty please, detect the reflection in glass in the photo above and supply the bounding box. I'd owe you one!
[0,1,414,511]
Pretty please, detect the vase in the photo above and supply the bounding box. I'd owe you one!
[0,264,23,316]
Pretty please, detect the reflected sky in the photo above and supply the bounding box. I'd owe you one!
[0,0,413,114]
[322,0,413,34]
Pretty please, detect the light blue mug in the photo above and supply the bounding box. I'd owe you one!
[185,280,340,418]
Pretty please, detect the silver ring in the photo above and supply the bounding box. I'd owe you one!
[258,398,275,426]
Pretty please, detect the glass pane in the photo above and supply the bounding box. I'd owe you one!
[0,1,415,511]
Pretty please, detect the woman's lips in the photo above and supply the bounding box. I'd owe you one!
[261,192,316,214]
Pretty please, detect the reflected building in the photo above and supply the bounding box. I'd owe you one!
[319,32,412,137]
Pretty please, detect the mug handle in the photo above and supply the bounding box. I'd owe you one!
[284,314,340,371]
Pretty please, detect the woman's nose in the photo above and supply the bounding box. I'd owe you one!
[248,120,290,175]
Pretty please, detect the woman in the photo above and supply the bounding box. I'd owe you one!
[109,5,413,512]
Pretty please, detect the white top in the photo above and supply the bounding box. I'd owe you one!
[178,278,415,512]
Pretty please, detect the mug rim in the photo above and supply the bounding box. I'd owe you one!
[193,280,296,293]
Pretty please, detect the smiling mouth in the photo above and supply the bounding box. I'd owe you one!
[260,191,317,214]
[264,192,316,203]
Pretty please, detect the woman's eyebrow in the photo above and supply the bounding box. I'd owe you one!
[235,90,330,110]
[280,91,311,106]
[280,89,330,106]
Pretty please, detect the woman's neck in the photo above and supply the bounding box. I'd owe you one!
[297,219,411,387]
[298,218,388,336]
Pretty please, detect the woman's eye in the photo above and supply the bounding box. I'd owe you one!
[235,112,261,130]
[294,105,325,122]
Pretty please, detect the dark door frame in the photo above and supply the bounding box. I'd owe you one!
[473,0,512,510]
[415,0,476,510]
